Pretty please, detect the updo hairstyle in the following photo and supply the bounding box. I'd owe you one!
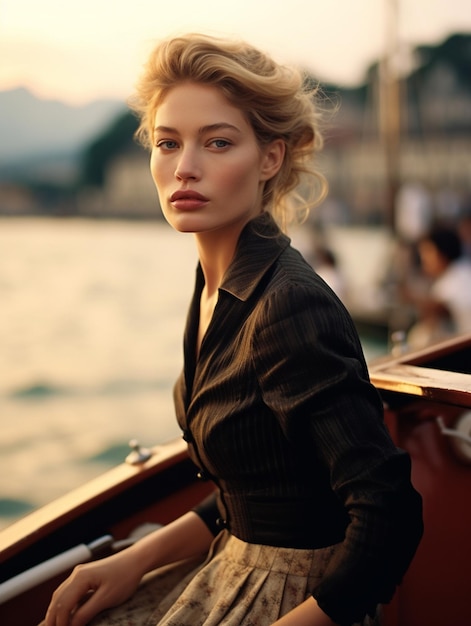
[130,33,328,227]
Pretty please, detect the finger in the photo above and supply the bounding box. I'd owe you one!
[69,589,110,626]
[45,599,73,626]
[45,577,95,626]
[46,591,95,626]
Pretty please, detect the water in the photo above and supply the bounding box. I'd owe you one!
[0,217,387,530]
[0,217,197,529]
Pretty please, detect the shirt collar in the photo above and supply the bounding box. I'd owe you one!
[218,212,290,302]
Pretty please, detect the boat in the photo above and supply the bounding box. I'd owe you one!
[1,333,470,626]
[369,332,471,626]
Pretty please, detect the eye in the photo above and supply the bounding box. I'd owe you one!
[208,139,231,149]
[155,139,179,151]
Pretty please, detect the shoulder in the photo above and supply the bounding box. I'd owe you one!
[434,259,471,296]
[254,245,358,344]
[267,245,347,312]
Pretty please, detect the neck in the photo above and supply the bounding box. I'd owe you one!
[195,235,236,297]
[194,219,250,295]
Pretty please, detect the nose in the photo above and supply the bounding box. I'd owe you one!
[174,146,201,181]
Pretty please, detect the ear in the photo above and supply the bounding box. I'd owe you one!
[260,139,285,181]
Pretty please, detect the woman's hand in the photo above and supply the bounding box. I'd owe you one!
[44,549,143,626]
[44,511,214,626]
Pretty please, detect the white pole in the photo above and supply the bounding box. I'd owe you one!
[0,535,113,604]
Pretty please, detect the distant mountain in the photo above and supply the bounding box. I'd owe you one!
[0,88,126,181]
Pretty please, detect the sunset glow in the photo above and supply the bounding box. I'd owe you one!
[1,0,470,104]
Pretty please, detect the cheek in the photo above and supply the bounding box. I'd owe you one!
[149,151,160,185]
[150,153,172,193]
[220,158,262,195]
[149,156,169,214]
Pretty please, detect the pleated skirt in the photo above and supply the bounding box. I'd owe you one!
[87,530,379,626]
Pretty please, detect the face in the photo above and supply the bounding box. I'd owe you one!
[150,82,283,236]
[418,240,448,277]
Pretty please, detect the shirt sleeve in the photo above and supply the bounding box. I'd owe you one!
[192,491,221,536]
[252,281,423,624]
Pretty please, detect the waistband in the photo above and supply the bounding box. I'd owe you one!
[218,492,348,550]
[212,529,338,576]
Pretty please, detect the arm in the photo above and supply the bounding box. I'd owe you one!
[254,283,423,624]
[399,281,451,321]
[272,597,336,626]
[45,511,214,626]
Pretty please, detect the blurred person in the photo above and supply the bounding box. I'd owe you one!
[42,33,422,626]
[394,180,433,244]
[406,225,471,349]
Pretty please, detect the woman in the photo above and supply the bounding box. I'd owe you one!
[403,225,471,349]
[44,33,422,626]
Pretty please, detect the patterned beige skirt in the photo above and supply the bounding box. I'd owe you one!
[79,531,379,625]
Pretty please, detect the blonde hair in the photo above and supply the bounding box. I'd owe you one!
[129,33,327,229]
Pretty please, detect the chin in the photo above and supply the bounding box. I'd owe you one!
[164,214,204,234]
[170,211,223,232]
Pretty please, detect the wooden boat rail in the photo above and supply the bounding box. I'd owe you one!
[1,333,470,625]
[369,333,471,408]
[0,437,215,624]
[369,333,471,626]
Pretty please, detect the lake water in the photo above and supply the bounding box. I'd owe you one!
[0,217,387,530]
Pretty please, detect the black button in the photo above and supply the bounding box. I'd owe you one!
[196,470,208,481]
[216,517,227,528]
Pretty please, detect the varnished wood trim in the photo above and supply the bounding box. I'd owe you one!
[0,438,189,561]
[371,364,471,406]
[370,333,471,407]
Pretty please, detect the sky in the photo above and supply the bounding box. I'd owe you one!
[1,0,471,106]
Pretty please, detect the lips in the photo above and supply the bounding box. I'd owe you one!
[169,190,209,211]
[170,190,208,202]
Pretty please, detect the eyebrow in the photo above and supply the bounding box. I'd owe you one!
[154,123,242,135]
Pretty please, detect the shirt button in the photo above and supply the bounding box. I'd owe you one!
[196,470,208,481]
[216,517,227,528]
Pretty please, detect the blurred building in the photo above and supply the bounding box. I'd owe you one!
[1,34,469,224]
[89,34,470,224]
[317,34,471,227]
[77,150,159,219]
